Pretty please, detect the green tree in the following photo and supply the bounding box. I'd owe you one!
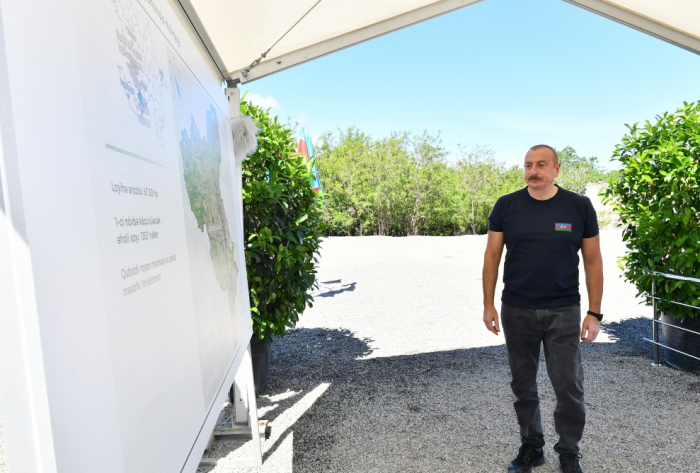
[405,132,450,235]
[556,146,605,195]
[315,128,610,236]
[241,99,326,342]
[315,128,375,235]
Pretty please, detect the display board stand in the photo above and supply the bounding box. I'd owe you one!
[199,344,265,467]
[196,84,266,468]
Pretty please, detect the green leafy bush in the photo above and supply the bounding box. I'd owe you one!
[315,129,524,236]
[556,146,605,195]
[315,128,610,236]
[604,101,700,319]
[241,98,325,342]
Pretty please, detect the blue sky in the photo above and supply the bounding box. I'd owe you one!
[241,0,700,170]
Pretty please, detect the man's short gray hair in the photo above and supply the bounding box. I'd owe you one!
[529,144,558,163]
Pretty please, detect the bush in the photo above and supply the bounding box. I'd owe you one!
[315,130,525,236]
[315,128,612,236]
[241,98,325,342]
[556,146,605,195]
[605,101,700,319]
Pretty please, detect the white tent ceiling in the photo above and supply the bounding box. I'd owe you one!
[173,0,700,84]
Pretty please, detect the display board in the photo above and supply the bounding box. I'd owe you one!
[0,0,251,471]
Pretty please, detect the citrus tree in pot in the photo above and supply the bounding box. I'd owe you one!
[604,101,700,372]
[240,97,325,393]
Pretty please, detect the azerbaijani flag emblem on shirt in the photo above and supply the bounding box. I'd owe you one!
[555,223,572,232]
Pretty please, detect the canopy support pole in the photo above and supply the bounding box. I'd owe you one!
[226,85,241,119]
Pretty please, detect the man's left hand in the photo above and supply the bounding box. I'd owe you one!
[580,315,600,343]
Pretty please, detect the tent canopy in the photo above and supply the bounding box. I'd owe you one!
[174,0,700,84]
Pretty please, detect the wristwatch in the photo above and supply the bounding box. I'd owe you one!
[587,310,603,321]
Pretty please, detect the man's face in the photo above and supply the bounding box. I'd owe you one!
[523,148,560,189]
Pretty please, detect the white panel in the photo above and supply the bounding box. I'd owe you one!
[231,0,483,83]
[189,0,482,76]
[605,0,700,40]
[182,0,700,82]
[563,0,700,55]
[188,0,319,74]
[0,0,252,471]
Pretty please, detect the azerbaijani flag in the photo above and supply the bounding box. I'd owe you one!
[297,128,322,192]
[555,223,572,232]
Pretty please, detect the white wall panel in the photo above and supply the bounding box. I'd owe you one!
[0,0,251,471]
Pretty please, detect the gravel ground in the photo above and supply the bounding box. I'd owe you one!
[198,230,700,473]
[3,231,699,472]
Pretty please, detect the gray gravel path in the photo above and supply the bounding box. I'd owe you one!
[2,231,697,472]
[199,230,700,472]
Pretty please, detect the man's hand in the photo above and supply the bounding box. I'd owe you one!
[581,235,603,344]
[483,306,500,335]
[482,231,504,336]
[580,315,600,343]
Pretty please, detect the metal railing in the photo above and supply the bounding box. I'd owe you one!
[642,270,700,366]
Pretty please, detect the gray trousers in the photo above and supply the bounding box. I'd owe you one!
[501,303,585,455]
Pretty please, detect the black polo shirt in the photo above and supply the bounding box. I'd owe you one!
[488,186,599,309]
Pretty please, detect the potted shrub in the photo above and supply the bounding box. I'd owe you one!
[240,98,325,392]
[604,101,700,372]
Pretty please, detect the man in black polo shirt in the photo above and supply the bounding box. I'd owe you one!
[482,144,603,473]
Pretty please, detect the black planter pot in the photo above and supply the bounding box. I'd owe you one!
[250,336,271,395]
[661,312,700,373]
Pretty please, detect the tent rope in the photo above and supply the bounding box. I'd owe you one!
[242,0,322,77]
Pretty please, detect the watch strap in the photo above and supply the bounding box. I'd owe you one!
[587,310,603,321]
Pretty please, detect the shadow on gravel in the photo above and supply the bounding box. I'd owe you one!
[587,316,656,358]
[249,323,700,472]
[261,328,513,470]
[314,280,357,298]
